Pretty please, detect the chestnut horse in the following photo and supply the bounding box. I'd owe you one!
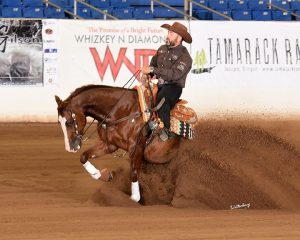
[55,85,180,202]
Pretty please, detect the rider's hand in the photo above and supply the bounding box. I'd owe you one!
[140,74,148,86]
[158,78,164,85]
[141,66,151,74]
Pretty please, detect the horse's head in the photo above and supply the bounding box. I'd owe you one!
[55,95,84,153]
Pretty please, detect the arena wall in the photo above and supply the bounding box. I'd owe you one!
[0,19,299,122]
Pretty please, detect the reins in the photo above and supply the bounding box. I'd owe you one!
[82,69,141,141]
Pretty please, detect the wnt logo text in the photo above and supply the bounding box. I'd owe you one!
[90,47,156,81]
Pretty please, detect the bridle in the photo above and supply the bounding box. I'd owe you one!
[81,70,143,142]
[57,70,141,143]
[60,109,84,143]
[58,70,164,155]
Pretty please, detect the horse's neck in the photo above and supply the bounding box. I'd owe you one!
[79,88,137,120]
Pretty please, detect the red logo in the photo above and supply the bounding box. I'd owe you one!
[90,47,156,81]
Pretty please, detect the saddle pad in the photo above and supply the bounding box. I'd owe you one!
[170,117,194,140]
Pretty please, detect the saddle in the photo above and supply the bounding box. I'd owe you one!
[169,100,197,139]
[134,82,197,139]
[170,100,198,125]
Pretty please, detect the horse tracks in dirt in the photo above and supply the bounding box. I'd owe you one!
[1,121,300,239]
[90,120,300,210]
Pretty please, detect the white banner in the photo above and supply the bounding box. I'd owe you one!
[57,20,191,95]
[187,21,300,115]
[59,20,163,89]
[42,19,59,86]
[0,20,300,121]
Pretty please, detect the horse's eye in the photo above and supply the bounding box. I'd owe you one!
[65,120,73,126]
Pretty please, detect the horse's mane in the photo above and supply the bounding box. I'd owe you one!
[57,84,135,112]
[65,84,134,102]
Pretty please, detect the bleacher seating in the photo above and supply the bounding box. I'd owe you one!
[2,0,23,7]
[23,0,44,7]
[212,10,231,20]
[291,0,300,10]
[231,10,251,20]
[23,6,44,18]
[229,0,248,10]
[68,0,90,8]
[192,0,209,10]
[110,0,131,8]
[134,7,154,19]
[91,8,112,19]
[77,7,91,18]
[272,10,292,20]
[209,0,229,10]
[89,0,110,8]
[296,10,300,20]
[0,0,299,21]
[112,8,133,19]
[130,0,158,6]
[49,0,68,8]
[45,7,65,18]
[249,0,269,10]
[154,7,184,18]
[160,0,185,7]
[2,7,23,18]
[272,0,290,10]
[194,9,212,20]
[252,10,272,20]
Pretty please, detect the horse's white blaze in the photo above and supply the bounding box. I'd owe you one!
[130,181,140,202]
[58,115,76,153]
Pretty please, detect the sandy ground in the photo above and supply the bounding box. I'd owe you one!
[0,121,300,239]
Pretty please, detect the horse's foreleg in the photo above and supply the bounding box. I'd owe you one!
[129,145,144,202]
[80,140,117,182]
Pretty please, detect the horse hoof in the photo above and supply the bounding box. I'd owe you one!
[130,194,140,202]
[100,168,113,182]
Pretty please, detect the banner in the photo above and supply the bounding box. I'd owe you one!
[57,20,191,91]
[187,21,300,114]
[0,20,43,86]
[42,19,59,86]
[1,20,300,121]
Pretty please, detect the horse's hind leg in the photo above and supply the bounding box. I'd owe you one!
[80,140,117,182]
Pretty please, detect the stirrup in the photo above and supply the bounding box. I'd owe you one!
[159,129,169,142]
[149,120,158,131]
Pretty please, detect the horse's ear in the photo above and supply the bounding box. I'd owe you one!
[55,95,62,106]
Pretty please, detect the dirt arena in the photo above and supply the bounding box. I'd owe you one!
[0,120,300,239]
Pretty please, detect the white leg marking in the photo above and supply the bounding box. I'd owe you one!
[130,181,140,202]
[58,116,76,153]
[83,161,101,180]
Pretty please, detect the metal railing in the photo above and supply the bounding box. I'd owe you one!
[187,0,233,20]
[44,0,118,20]
[42,0,300,21]
[150,0,198,20]
[44,0,82,19]
[268,0,300,19]
[75,0,118,20]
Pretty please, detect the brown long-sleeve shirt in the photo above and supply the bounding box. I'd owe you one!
[150,44,192,88]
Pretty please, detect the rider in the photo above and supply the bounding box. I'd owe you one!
[141,22,193,141]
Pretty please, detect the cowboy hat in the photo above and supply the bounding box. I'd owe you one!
[161,22,192,44]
